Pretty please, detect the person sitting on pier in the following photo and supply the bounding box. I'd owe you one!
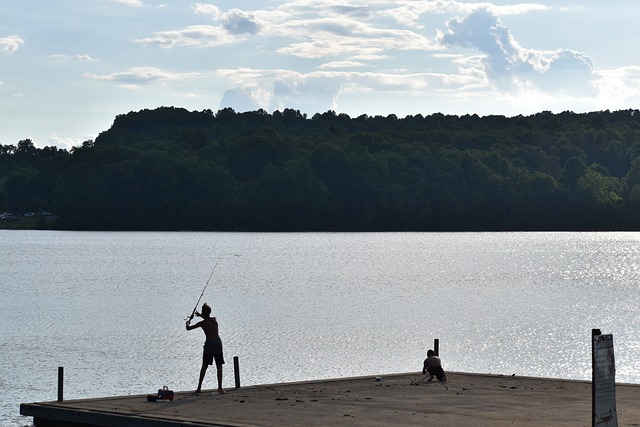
[422,349,447,382]
[186,303,226,394]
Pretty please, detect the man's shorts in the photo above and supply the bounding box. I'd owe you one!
[427,366,445,381]
[203,338,225,366]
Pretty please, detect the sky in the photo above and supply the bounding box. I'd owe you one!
[1,1,640,149]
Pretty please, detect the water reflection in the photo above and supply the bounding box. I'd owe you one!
[2,231,640,427]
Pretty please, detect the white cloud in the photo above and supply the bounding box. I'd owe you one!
[72,54,100,62]
[218,69,339,113]
[47,133,82,151]
[217,65,482,115]
[206,4,569,114]
[136,25,241,48]
[384,1,547,28]
[49,54,99,62]
[270,78,341,112]
[222,9,261,35]
[0,35,24,53]
[438,8,595,95]
[113,0,143,6]
[275,19,435,59]
[594,66,640,110]
[220,87,271,112]
[317,61,367,70]
[150,4,263,46]
[120,2,619,117]
[193,3,222,19]
[152,2,437,59]
[83,67,201,89]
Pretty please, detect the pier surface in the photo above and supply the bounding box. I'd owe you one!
[21,372,640,426]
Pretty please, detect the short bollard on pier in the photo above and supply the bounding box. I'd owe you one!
[233,356,240,388]
[57,366,64,402]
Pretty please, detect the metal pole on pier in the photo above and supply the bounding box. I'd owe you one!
[233,356,241,388]
[434,339,440,357]
[57,367,64,402]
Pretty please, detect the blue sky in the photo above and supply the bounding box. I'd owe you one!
[2,0,639,149]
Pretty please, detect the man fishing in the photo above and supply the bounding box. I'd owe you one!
[186,303,226,394]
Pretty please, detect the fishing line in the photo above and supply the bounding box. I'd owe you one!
[186,254,222,321]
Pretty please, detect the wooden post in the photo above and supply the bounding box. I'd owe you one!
[233,356,240,388]
[57,367,64,402]
[434,339,440,357]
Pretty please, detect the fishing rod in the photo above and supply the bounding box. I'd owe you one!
[186,254,222,322]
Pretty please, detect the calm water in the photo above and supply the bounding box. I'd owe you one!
[2,231,640,426]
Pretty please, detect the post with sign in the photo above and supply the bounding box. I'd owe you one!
[592,329,617,427]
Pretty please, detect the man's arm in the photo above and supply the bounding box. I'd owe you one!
[186,320,202,331]
[186,311,203,330]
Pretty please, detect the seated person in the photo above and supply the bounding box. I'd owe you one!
[422,349,447,382]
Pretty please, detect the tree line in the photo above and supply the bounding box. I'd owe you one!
[2,106,640,231]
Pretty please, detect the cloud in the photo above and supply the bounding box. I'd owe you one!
[222,9,261,35]
[193,3,222,19]
[221,80,341,114]
[275,19,435,60]
[136,25,241,48]
[72,54,100,62]
[220,87,271,112]
[438,8,595,95]
[218,68,341,113]
[145,1,546,65]
[113,0,143,6]
[83,67,201,88]
[152,5,261,46]
[317,61,367,70]
[145,2,436,60]
[439,8,519,88]
[330,5,373,19]
[384,1,548,28]
[594,66,640,110]
[217,66,480,116]
[0,35,24,53]
[136,2,603,116]
[274,3,437,59]
[49,54,100,62]
[48,133,82,151]
[528,49,595,94]
[269,78,341,112]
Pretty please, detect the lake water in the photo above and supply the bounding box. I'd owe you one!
[2,231,640,426]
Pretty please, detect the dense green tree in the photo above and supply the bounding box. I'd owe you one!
[5,107,640,230]
[563,156,587,187]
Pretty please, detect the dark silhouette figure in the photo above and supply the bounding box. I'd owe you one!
[422,349,447,382]
[186,303,226,393]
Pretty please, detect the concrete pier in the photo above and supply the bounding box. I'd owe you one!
[20,372,640,426]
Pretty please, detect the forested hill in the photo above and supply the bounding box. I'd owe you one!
[3,107,640,231]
